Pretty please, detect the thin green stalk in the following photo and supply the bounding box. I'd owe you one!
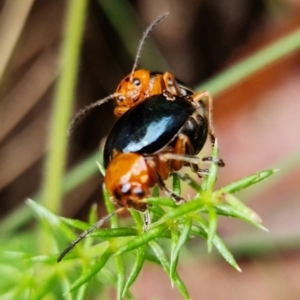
[40,0,88,253]
[116,255,125,300]
[102,183,118,228]
[41,0,88,213]
[207,205,217,253]
[196,27,300,95]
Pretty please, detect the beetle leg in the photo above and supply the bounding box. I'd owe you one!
[162,72,182,96]
[191,90,215,147]
[202,156,225,167]
[145,151,171,183]
[196,168,209,178]
[171,133,199,173]
[145,155,184,203]
[157,154,171,181]
[156,171,185,204]
[159,152,225,168]
[171,134,189,171]
[113,106,130,118]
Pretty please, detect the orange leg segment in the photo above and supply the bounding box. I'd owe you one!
[145,153,184,204]
[156,172,185,204]
[162,72,182,96]
[171,134,211,177]
[113,106,130,118]
[171,133,194,171]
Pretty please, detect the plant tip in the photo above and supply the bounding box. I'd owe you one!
[96,161,106,176]
[26,198,33,204]
[261,226,269,232]
[251,212,262,223]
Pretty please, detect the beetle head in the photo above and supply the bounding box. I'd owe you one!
[105,152,150,211]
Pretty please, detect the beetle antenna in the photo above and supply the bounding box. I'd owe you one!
[131,12,169,75]
[68,93,119,135]
[57,207,125,262]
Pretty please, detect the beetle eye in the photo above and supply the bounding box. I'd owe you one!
[133,186,145,198]
[133,78,141,86]
[117,95,124,102]
[121,183,131,195]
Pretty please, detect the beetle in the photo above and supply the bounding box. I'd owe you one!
[57,93,224,262]
[103,92,224,213]
[113,70,193,117]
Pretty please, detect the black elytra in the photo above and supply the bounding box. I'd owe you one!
[104,93,208,167]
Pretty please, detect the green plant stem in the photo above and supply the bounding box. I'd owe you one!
[41,0,88,213]
[196,27,300,95]
[39,0,88,252]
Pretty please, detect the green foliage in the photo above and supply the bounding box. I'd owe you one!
[0,146,276,299]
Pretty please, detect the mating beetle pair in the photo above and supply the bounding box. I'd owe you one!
[58,13,224,262]
[104,91,224,222]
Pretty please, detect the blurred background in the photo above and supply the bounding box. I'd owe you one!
[1,0,300,299]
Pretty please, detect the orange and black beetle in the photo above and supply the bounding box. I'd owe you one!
[104,92,224,216]
[58,92,224,262]
[113,70,194,117]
